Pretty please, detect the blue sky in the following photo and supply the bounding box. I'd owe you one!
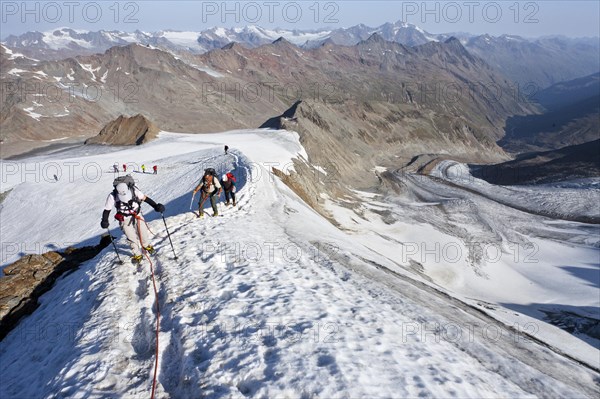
[1,1,599,39]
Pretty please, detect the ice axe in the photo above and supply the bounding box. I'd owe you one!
[189,192,196,210]
[161,214,178,260]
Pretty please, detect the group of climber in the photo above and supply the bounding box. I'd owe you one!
[141,164,158,174]
[114,163,158,174]
[101,163,237,264]
[193,168,237,218]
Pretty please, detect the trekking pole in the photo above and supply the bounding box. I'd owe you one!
[106,228,123,264]
[161,214,178,260]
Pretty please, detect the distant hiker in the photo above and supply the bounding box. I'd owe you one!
[153,165,158,175]
[224,145,229,155]
[123,164,127,172]
[221,172,237,206]
[141,164,146,174]
[193,168,222,217]
[113,163,119,174]
[100,175,165,264]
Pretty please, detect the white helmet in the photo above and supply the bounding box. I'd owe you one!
[116,183,132,202]
[222,174,228,182]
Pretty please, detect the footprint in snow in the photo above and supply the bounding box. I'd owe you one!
[412,375,426,389]
[236,380,256,397]
[237,283,252,293]
[316,353,340,375]
[131,307,156,360]
[135,278,148,299]
[317,354,335,367]
[262,335,277,347]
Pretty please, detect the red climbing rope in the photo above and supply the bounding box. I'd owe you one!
[135,214,160,399]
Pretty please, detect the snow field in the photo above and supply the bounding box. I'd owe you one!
[1,130,598,398]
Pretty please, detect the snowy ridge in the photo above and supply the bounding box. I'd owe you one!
[79,62,102,81]
[1,26,332,54]
[6,68,27,76]
[1,44,33,60]
[188,64,224,78]
[156,30,207,52]
[0,131,598,397]
[210,25,332,46]
[22,106,43,121]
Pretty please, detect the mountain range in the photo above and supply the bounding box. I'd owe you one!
[1,34,534,179]
[2,21,598,190]
[4,21,599,88]
[1,17,599,397]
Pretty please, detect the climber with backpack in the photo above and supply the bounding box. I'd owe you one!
[100,175,165,264]
[221,172,237,206]
[192,168,222,217]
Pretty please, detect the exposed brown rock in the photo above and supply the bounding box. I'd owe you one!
[2,39,532,159]
[0,235,112,341]
[85,114,159,146]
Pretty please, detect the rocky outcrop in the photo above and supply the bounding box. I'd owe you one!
[263,97,510,184]
[0,235,112,340]
[85,114,159,146]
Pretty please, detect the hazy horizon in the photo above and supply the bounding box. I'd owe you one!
[1,1,599,40]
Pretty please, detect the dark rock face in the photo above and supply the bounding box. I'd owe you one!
[0,235,112,341]
[471,140,600,185]
[85,114,159,146]
[499,73,600,154]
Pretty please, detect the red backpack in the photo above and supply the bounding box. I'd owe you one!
[226,172,236,183]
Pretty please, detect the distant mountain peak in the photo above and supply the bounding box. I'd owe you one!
[272,36,290,45]
[221,42,238,50]
[442,36,471,54]
[363,33,386,44]
[319,38,336,47]
[444,36,461,45]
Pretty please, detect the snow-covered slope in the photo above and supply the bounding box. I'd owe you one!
[1,131,598,398]
[319,158,599,365]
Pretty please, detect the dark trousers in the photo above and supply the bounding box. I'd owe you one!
[224,190,236,203]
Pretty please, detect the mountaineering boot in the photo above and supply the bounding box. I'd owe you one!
[144,245,155,254]
[232,200,237,207]
[131,254,143,264]
[225,200,231,206]
[213,211,219,217]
